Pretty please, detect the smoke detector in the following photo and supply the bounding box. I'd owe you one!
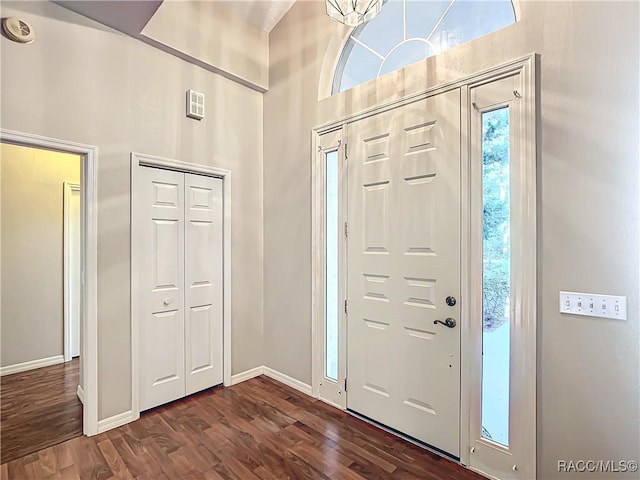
[2,17,35,44]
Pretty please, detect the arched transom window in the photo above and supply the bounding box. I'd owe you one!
[333,0,516,93]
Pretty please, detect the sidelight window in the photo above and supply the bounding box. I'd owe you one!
[325,150,340,381]
[480,106,510,446]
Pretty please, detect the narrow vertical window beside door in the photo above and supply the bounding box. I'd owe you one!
[325,150,339,381]
[481,107,510,447]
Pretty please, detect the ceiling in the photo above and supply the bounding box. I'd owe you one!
[55,0,297,35]
[217,0,296,32]
[54,1,164,36]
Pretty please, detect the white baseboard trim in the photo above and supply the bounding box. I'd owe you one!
[77,385,84,404]
[231,366,264,385]
[0,355,65,376]
[230,366,314,398]
[317,396,343,410]
[97,410,135,434]
[262,367,313,396]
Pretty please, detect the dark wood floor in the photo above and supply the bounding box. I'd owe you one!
[1,375,484,480]
[1,358,83,465]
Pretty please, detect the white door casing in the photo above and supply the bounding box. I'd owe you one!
[64,182,81,361]
[346,90,462,456]
[467,69,537,480]
[131,152,232,421]
[311,55,536,477]
[313,129,348,408]
[185,174,224,395]
[1,129,99,436]
[139,167,186,411]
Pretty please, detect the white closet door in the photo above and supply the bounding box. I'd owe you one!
[184,174,224,394]
[139,167,186,411]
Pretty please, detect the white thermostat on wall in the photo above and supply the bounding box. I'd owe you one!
[2,17,35,44]
[186,89,205,120]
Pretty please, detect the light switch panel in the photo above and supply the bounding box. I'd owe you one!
[559,291,627,320]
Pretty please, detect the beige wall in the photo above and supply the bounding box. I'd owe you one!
[141,0,269,91]
[0,144,80,367]
[0,1,264,419]
[264,1,639,478]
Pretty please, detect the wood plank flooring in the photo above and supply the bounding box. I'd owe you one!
[1,375,485,480]
[1,358,83,465]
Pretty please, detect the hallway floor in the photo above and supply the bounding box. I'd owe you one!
[1,375,483,479]
[1,358,82,464]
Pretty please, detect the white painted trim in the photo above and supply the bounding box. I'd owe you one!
[262,367,313,397]
[459,58,538,475]
[97,410,135,434]
[77,384,85,404]
[316,54,537,135]
[464,57,537,480]
[132,152,231,179]
[0,129,99,437]
[230,366,314,398]
[318,23,353,100]
[311,131,321,400]
[312,55,537,474]
[0,355,64,376]
[459,84,472,467]
[511,0,523,22]
[230,366,264,386]
[63,182,81,363]
[311,129,348,409]
[130,152,232,422]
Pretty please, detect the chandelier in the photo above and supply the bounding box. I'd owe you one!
[326,0,388,27]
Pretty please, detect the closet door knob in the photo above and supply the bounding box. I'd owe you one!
[163,298,172,306]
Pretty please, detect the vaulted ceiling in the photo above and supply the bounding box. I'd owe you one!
[217,0,296,32]
[55,0,296,35]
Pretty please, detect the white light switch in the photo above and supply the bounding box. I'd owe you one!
[559,291,627,320]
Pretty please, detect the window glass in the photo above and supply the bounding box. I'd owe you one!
[354,0,404,56]
[338,42,383,93]
[481,107,510,447]
[335,0,516,93]
[405,0,450,39]
[325,150,339,381]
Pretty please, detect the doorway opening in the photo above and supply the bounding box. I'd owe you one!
[0,143,82,462]
[0,129,99,454]
[312,56,537,480]
[130,152,233,421]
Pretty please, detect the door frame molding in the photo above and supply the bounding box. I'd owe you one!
[0,128,100,436]
[130,152,232,421]
[310,54,537,471]
[464,60,537,480]
[64,181,82,362]
[311,128,348,409]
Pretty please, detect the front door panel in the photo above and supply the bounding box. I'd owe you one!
[347,90,462,456]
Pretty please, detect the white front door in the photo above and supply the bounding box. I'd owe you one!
[347,89,462,456]
[185,174,224,395]
[139,167,186,411]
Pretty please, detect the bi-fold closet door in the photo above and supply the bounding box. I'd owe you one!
[138,166,223,411]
